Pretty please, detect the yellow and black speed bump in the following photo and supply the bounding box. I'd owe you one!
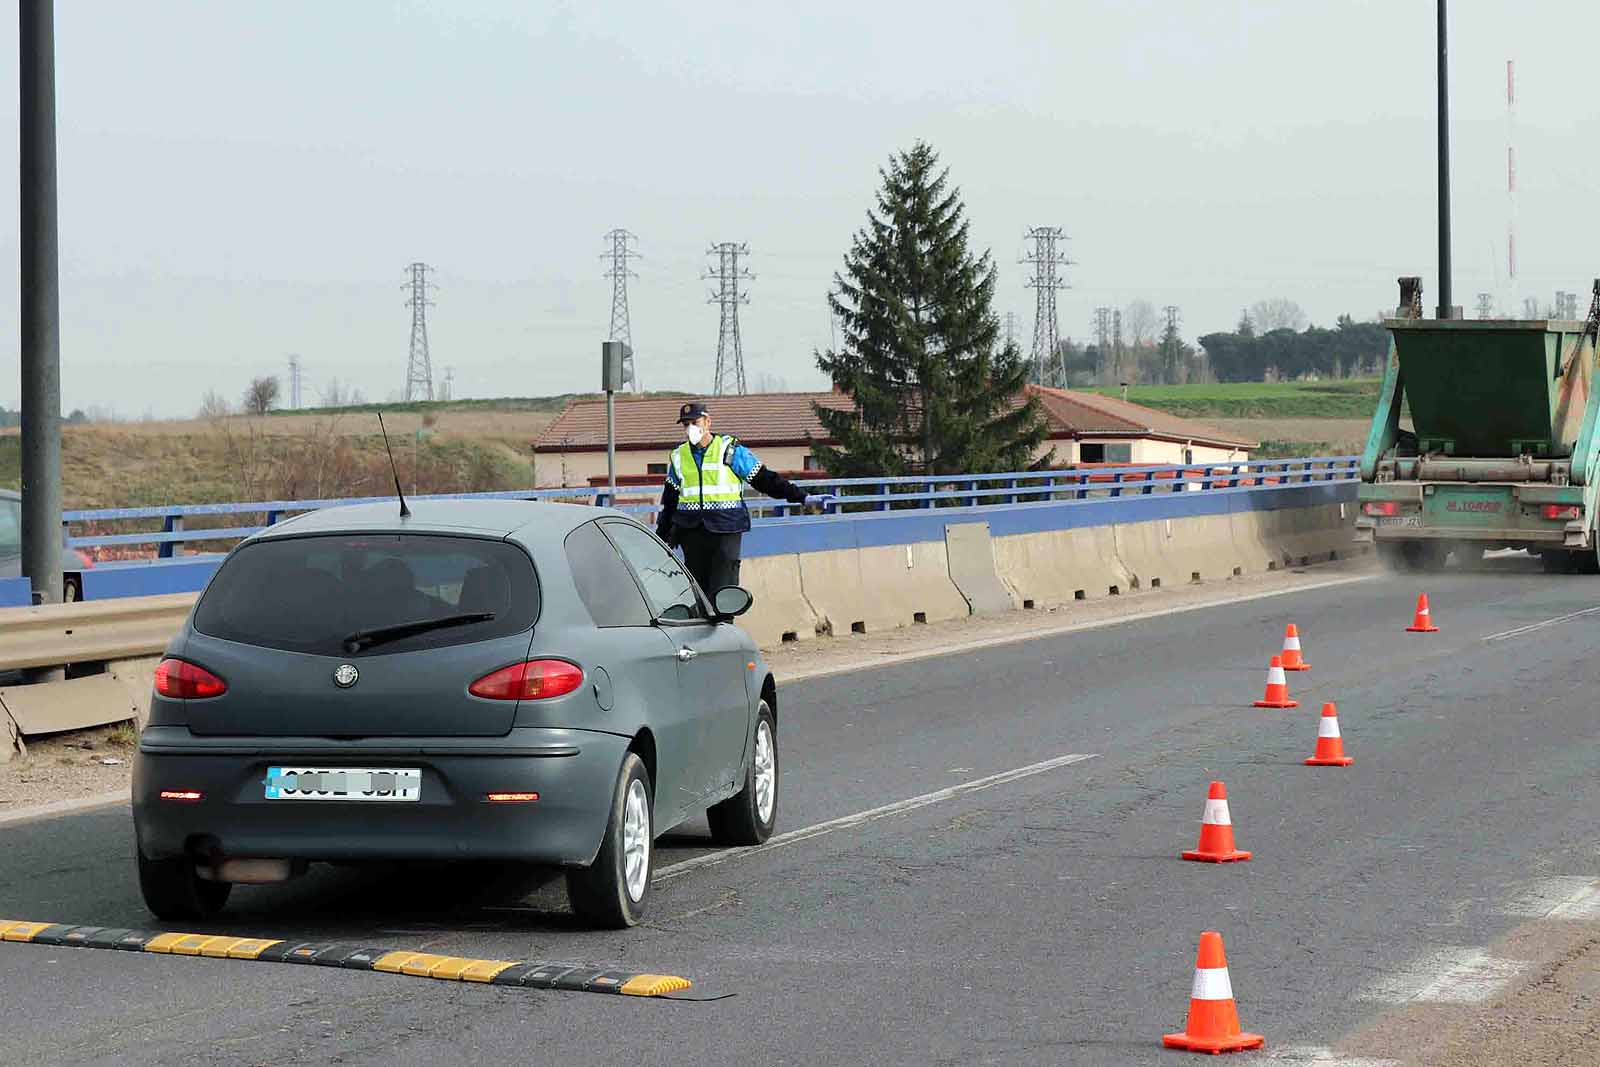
[0,919,697,998]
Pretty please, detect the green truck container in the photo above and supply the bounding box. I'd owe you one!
[1356,301,1600,571]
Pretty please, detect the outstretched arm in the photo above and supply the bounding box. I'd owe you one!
[727,441,807,504]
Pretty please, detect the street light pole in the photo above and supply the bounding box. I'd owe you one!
[20,0,63,605]
[1436,0,1453,320]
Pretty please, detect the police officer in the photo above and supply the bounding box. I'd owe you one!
[655,401,831,595]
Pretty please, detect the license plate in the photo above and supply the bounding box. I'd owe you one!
[1377,515,1422,527]
[264,766,422,802]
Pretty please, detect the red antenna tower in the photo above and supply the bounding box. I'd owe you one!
[1506,59,1517,302]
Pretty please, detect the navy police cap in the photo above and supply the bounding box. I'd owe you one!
[677,402,709,424]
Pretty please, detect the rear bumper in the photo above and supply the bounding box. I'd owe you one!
[132,726,629,867]
[1354,518,1582,546]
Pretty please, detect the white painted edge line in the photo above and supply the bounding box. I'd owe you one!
[1483,605,1600,643]
[1356,947,1525,1004]
[1504,876,1600,920]
[0,790,128,829]
[780,573,1376,683]
[655,752,1098,883]
[1261,1047,1398,1066]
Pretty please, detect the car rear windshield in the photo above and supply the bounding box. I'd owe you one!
[193,533,539,656]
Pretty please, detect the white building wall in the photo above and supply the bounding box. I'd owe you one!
[535,439,1247,487]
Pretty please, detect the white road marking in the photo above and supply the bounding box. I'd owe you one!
[0,790,128,829]
[1263,1047,1399,1067]
[1504,877,1600,920]
[1357,947,1525,1004]
[782,574,1376,683]
[1482,605,1600,643]
[654,752,1098,883]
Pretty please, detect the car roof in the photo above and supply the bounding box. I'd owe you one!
[250,498,632,546]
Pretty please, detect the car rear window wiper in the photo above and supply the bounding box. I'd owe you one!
[341,612,496,654]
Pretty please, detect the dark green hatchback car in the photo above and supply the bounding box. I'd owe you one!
[133,499,779,928]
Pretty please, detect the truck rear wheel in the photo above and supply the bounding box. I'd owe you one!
[1379,541,1445,572]
[1540,550,1576,574]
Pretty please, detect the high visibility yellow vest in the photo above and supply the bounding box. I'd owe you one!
[671,434,745,512]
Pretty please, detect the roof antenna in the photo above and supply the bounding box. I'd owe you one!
[377,413,411,518]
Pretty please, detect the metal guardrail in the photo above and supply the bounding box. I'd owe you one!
[0,594,196,672]
[59,457,1358,555]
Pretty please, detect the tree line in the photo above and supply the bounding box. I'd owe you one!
[1199,313,1389,382]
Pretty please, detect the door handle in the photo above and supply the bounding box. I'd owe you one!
[676,648,698,662]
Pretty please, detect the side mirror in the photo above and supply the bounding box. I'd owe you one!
[712,585,754,619]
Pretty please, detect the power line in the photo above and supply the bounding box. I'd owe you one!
[1021,226,1071,387]
[403,262,436,402]
[704,242,752,396]
[601,228,639,392]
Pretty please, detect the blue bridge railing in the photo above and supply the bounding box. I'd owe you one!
[59,456,1358,558]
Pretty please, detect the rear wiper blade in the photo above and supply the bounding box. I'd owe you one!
[342,612,495,653]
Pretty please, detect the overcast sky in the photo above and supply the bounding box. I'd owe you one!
[0,1,1595,416]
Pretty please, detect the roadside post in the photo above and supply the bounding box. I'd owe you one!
[20,0,64,608]
[600,341,630,506]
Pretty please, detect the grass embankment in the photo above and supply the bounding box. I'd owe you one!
[0,407,558,510]
[1085,379,1381,458]
[1089,379,1381,419]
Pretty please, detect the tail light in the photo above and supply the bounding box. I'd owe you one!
[469,660,584,701]
[486,792,540,803]
[1542,504,1582,520]
[1362,501,1400,516]
[158,790,203,802]
[154,658,227,699]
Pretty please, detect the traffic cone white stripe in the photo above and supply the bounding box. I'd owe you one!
[1201,798,1232,826]
[1318,716,1341,738]
[1190,966,1234,1001]
[1284,635,1301,650]
[1267,665,1287,685]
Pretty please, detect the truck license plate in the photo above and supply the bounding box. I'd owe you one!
[1377,515,1422,528]
[264,767,422,802]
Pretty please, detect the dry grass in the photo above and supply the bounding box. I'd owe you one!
[1205,417,1373,458]
[1,409,557,509]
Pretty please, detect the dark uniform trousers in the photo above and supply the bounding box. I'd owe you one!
[676,525,742,596]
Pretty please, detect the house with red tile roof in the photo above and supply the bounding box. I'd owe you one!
[530,386,1255,486]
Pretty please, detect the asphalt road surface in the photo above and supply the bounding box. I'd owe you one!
[3,555,1599,1066]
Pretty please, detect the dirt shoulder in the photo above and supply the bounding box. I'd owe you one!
[0,722,137,813]
[1343,916,1600,1066]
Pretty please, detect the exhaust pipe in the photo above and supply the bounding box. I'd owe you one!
[197,858,295,884]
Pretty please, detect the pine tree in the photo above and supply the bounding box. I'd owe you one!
[811,144,1048,477]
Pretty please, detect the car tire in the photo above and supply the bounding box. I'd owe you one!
[62,576,81,603]
[707,701,778,847]
[567,752,653,929]
[137,851,231,921]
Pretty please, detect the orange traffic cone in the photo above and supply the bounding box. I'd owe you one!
[1162,931,1265,1054]
[1406,592,1439,633]
[1279,623,1309,671]
[1181,781,1251,863]
[1305,702,1354,766]
[1252,655,1298,708]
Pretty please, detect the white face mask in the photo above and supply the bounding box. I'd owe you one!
[686,424,705,446]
